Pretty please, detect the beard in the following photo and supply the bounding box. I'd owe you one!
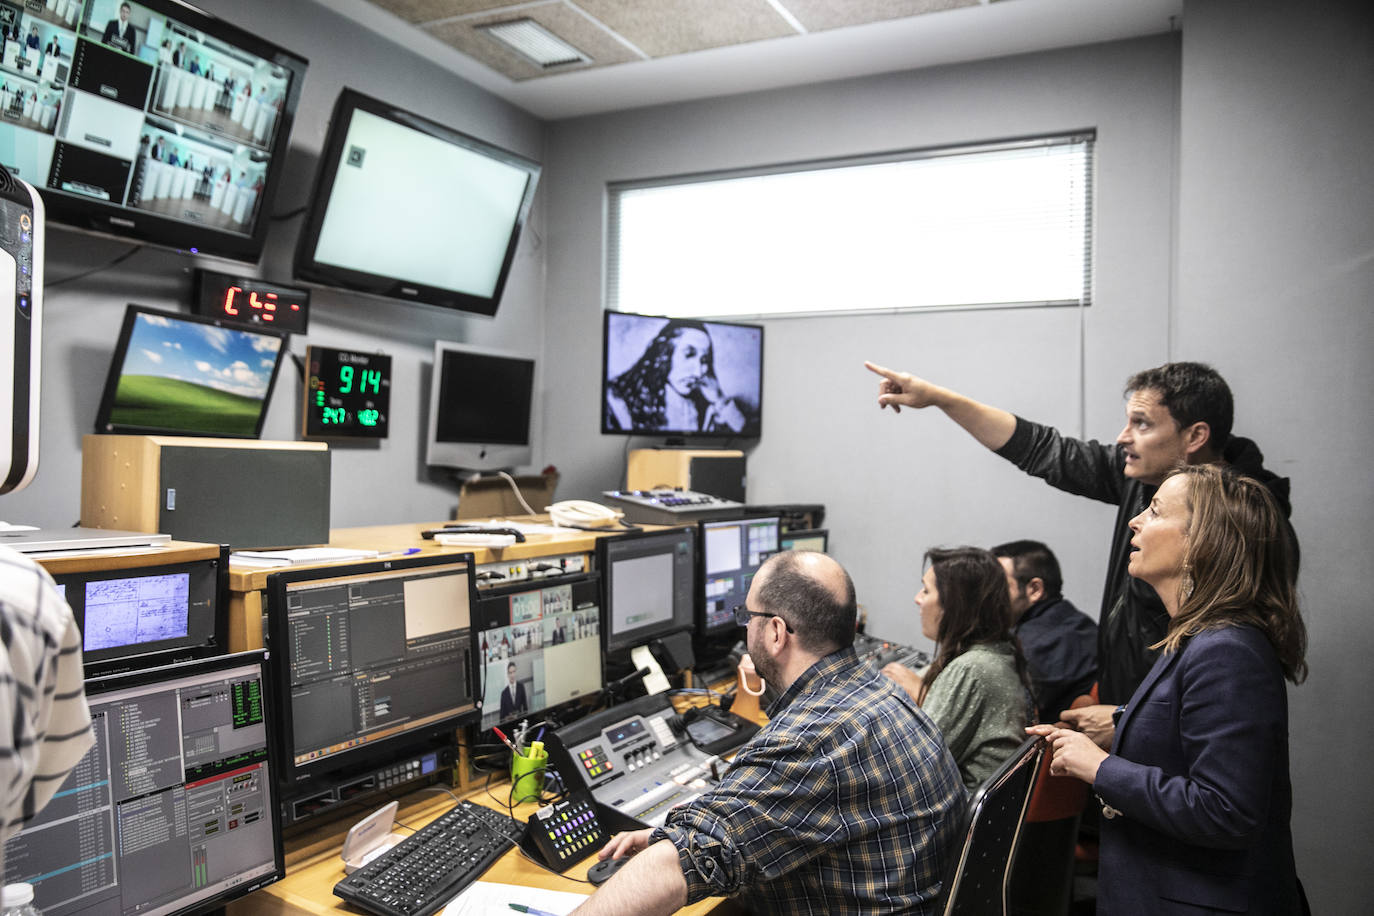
[750,642,782,690]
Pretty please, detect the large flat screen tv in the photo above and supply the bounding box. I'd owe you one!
[94,303,286,438]
[294,88,540,317]
[601,311,763,439]
[0,0,307,262]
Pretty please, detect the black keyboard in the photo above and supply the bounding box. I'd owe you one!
[333,800,526,916]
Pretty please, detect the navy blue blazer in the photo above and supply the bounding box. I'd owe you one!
[1092,625,1300,914]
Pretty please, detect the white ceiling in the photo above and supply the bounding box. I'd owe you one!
[330,0,1182,120]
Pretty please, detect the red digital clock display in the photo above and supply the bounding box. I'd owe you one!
[193,268,310,333]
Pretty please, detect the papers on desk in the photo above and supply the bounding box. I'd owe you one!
[442,881,588,916]
[229,547,379,568]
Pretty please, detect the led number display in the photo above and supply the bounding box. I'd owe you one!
[303,346,391,439]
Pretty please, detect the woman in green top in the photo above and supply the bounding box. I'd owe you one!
[884,546,1036,791]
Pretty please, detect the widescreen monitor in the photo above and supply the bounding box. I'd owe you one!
[698,515,780,636]
[601,310,763,439]
[779,528,828,554]
[265,554,479,798]
[51,547,228,677]
[294,88,540,317]
[597,526,696,654]
[94,304,286,438]
[425,340,537,472]
[1,651,285,916]
[0,0,307,262]
[474,572,602,731]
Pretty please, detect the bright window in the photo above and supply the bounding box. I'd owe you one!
[607,133,1094,318]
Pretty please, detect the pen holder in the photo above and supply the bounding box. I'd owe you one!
[510,747,547,804]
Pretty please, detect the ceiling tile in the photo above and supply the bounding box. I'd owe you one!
[366,0,519,24]
[574,0,798,57]
[425,2,641,80]
[780,0,980,33]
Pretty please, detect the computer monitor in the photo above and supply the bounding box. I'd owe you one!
[424,340,537,472]
[50,547,229,677]
[2,651,285,916]
[779,528,829,554]
[597,527,696,655]
[265,554,479,810]
[474,571,603,731]
[698,515,781,636]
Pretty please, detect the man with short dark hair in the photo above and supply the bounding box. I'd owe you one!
[498,661,527,719]
[991,539,1097,724]
[866,359,1295,745]
[101,2,137,53]
[572,551,965,916]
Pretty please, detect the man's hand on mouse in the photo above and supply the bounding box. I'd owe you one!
[599,827,653,860]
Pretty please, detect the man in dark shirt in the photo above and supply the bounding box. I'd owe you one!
[102,3,137,54]
[572,551,965,916]
[992,539,1097,724]
[498,661,527,719]
[866,360,1295,747]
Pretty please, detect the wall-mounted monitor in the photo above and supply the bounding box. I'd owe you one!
[698,515,780,637]
[474,572,602,732]
[2,651,285,916]
[598,526,696,655]
[0,0,307,262]
[601,311,763,439]
[293,88,540,317]
[94,304,286,438]
[425,340,537,472]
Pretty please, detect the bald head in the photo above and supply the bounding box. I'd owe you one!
[752,550,856,655]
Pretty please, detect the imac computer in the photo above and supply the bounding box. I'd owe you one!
[424,340,537,472]
[779,528,829,554]
[597,527,696,673]
[474,571,603,731]
[265,554,479,825]
[698,515,781,636]
[50,547,229,677]
[1,652,285,916]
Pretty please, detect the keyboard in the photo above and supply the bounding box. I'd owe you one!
[333,800,526,916]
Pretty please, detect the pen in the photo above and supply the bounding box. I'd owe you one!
[378,547,421,558]
[491,726,519,754]
[534,727,545,743]
[507,905,559,916]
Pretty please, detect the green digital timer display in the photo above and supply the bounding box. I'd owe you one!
[303,346,391,439]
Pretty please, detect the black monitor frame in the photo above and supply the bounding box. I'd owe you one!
[696,514,781,637]
[3,651,285,916]
[264,553,480,799]
[597,526,697,655]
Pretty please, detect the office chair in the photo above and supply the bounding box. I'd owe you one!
[935,735,1046,916]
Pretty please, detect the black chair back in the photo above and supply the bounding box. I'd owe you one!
[937,735,1046,916]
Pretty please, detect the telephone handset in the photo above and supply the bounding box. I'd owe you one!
[546,500,627,529]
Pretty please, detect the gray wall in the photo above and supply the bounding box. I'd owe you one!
[1174,1,1374,911]
[2,0,548,530]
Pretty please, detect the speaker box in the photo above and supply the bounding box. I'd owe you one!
[626,449,746,502]
[82,435,330,548]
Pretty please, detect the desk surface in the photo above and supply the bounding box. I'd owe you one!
[227,784,736,916]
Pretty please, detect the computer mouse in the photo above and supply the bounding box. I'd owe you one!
[587,855,631,886]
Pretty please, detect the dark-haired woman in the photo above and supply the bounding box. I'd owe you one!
[1030,465,1306,914]
[884,546,1035,791]
[605,319,752,433]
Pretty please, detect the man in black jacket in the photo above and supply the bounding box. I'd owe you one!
[865,360,1296,747]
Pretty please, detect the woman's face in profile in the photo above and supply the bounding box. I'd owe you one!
[665,328,712,397]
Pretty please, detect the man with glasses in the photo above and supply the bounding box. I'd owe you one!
[572,550,965,916]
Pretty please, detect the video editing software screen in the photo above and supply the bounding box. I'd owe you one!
[700,516,780,634]
[599,527,696,653]
[51,551,225,675]
[267,555,478,785]
[780,529,828,554]
[474,572,602,730]
[2,652,284,916]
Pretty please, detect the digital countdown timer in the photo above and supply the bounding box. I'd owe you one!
[302,346,391,439]
[193,268,310,333]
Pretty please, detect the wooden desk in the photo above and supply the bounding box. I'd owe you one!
[227,784,737,916]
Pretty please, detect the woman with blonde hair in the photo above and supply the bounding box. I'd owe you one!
[1031,464,1306,914]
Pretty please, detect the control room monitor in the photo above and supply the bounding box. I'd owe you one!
[779,528,828,554]
[265,554,479,794]
[2,652,285,916]
[699,515,780,636]
[597,527,696,654]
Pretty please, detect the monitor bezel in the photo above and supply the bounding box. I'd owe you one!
[597,526,697,655]
[424,338,538,471]
[264,553,481,792]
[92,303,287,439]
[292,87,541,317]
[599,310,765,440]
[696,514,782,637]
[33,0,308,263]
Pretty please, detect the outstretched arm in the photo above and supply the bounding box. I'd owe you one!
[865,362,1016,451]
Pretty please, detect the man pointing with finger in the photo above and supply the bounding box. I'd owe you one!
[864,360,1297,745]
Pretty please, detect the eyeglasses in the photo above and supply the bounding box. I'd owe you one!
[732,604,795,633]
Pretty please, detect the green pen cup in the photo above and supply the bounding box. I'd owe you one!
[510,743,547,804]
